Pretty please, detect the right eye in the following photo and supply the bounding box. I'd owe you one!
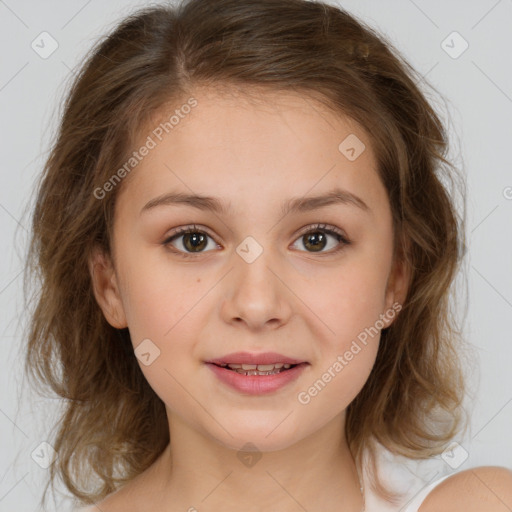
[162,225,220,258]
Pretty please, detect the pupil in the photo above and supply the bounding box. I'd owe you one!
[184,232,207,252]
[304,232,326,252]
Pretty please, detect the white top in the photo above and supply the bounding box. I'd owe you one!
[363,474,452,511]
[401,474,451,511]
[362,443,454,511]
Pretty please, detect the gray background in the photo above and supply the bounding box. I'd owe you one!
[1,0,511,510]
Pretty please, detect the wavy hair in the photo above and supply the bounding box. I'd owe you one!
[23,0,468,507]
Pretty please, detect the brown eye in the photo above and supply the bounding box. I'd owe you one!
[181,232,208,252]
[163,226,218,257]
[302,231,328,252]
[292,224,350,254]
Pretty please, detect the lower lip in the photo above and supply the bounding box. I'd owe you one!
[205,363,308,395]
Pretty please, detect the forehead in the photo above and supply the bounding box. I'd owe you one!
[156,85,366,150]
[117,85,386,218]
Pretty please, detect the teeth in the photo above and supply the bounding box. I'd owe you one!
[228,363,295,370]
[255,364,276,371]
[220,362,298,375]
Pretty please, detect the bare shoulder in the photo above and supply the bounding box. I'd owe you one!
[419,466,512,512]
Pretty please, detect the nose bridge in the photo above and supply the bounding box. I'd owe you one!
[221,234,291,329]
[234,233,279,302]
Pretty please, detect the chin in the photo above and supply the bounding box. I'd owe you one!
[204,413,305,453]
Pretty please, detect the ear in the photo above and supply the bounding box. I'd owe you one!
[88,246,128,329]
[383,250,410,328]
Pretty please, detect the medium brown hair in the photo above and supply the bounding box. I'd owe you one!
[23,0,468,507]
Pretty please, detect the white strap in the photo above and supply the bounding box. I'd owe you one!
[401,474,451,511]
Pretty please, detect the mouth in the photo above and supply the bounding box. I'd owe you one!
[204,351,309,375]
[204,352,309,394]
[208,362,306,376]
[205,360,309,395]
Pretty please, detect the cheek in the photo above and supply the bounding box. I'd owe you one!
[115,246,204,341]
[296,277,383,417]
[292,255,389,398]
[297,258,390,346]
[120,267,208,416]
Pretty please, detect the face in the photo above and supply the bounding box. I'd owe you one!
[90,86,407,453]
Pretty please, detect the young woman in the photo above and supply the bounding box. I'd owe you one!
[24,0,512,511]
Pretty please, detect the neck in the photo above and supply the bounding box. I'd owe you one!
[149,409,364,512]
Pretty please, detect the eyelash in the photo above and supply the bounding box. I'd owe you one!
[162,223,351,259]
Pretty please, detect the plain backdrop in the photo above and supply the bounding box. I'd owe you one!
[1,0,511,510]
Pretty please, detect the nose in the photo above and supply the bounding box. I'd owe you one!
[220,245,293,331]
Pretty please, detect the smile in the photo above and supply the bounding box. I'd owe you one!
[205,362,309,394]
[217,362,295,375]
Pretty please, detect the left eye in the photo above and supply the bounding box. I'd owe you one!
[291,224,350,254]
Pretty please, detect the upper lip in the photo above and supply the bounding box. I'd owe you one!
[205,351,307,366]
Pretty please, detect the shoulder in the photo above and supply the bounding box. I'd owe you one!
[419,466,512,512]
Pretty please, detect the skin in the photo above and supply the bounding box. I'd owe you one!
[88,87,512,511]
[420,466,512,511]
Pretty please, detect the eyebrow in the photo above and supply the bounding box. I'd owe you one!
[140,187,370,217]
